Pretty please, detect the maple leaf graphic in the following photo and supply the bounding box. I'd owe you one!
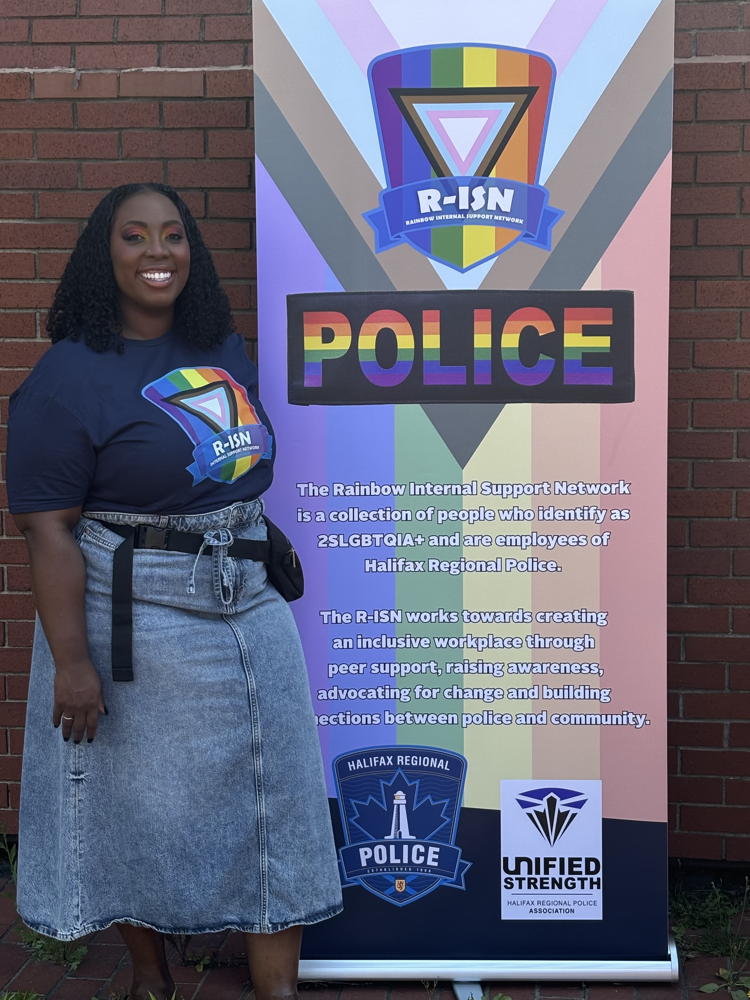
[348,769,452,843]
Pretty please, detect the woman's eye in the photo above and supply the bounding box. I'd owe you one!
[122,232,144,242]
[166,232,184,242]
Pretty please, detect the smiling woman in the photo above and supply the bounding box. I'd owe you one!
[5,184,342,1000]
[46,184,233,355]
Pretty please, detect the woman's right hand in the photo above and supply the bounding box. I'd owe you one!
[14,507,105,744]
[53,660,106,744]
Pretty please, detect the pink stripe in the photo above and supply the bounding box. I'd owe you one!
[531,404,603,783]
[599,154,672,824]
[528,0,608,73]
[316,0,398,73]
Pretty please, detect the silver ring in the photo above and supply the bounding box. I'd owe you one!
[61,715,74,721]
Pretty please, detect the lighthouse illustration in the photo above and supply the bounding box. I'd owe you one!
[385,790,415,841]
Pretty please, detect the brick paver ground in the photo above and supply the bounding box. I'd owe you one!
[0,927,727,1000]
[0,880,733,1000]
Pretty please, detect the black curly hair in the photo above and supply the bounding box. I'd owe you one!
[47,183,235,352]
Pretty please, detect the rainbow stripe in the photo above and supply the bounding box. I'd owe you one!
[564,307,614,385]
[473,308,492,385]
[303,310,352,387]
[500,306,555,387]
[358,309,415,386]
[422,309,466,385]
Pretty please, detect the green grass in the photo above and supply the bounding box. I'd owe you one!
[672,878,750,999]
[671,879,750,962]
[16,926,87,971]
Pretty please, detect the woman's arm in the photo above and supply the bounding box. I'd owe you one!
[14,508,105,744]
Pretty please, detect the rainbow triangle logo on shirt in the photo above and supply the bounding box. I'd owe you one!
[142,367,272,485]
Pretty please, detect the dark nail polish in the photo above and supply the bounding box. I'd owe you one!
[104,707,109,715]
[87,738,93,744]
[63,737,69,742]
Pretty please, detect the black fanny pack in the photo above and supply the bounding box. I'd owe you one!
[262,516,304,602]
[95,514,304,682]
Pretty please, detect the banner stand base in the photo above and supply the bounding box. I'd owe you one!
[299,941,679,984]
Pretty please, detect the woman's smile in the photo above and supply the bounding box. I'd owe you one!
[138,269,176,287]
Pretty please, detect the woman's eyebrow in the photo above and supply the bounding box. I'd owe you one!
[117,218,184,227]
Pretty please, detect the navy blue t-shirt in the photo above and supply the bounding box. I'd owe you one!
[7,331,275,515]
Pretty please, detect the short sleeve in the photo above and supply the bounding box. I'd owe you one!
[7,389,96,513]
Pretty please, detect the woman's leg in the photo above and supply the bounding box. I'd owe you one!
[116,923,175,999]
[245,925,303,1000]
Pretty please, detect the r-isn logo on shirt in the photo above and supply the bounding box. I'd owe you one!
[142,367,272,485]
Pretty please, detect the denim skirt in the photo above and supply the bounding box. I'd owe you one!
[18,500,343,941]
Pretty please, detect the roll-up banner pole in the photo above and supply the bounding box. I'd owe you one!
[254,0,676,982]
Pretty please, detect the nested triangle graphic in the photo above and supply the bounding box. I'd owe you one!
[391,87,538,178]
[424,105,512,175]
[166,380,238,434]
[435,112,499,160]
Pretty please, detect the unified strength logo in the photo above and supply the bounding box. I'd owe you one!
[500,779,603,920]
[364,44,563,272]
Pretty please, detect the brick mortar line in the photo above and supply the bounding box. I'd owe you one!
[0,65,253,73]
[675,55,750,63]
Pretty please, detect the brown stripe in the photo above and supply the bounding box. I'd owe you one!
[481,0,675,289]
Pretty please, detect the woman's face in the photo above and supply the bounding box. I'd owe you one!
[109,190,191,328]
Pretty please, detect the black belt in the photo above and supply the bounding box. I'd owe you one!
[100,522,271,682]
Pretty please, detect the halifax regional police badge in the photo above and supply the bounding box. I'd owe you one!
[364,44,563,273]
[334,746,471,907]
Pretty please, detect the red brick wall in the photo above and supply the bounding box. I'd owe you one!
[669,0,750,863]
[0,1,748,860]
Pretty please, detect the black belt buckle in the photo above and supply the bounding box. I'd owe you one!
[134,525,171,550]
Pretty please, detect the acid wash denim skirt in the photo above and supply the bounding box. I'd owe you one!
[18,499,343,941]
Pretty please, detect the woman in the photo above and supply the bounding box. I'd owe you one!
[7,183,342,1000]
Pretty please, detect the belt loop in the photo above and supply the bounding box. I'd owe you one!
[187,535,211,595]
[110,524,135,682]
[206,527,235,608]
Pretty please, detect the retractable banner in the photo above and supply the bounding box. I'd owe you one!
[254,0,674,977]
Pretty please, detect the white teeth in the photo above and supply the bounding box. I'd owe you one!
[140,271,173,282]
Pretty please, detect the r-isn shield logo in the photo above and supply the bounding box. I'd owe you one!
[364,44,563,272]
[141,367,272,485]
[334,746,471,907]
